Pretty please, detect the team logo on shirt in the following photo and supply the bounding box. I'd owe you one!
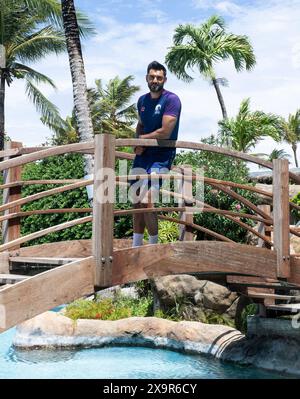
[154,104,161,115]
[141,106,145,112]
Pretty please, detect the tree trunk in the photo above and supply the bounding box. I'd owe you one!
[0,76,5,151]
[292,143,298,168]
[61,0,94,175]
[212,78,228,120]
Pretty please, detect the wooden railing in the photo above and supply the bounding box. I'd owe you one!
[0,135,296,287]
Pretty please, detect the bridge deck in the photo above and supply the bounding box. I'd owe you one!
[0,239,299,333]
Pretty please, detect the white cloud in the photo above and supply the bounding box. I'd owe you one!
[192,0,243,16]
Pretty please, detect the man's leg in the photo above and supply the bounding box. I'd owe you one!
[142,187,159,244]
[132,202,145,247]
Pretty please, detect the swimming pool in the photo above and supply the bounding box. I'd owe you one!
[0,327,287,379]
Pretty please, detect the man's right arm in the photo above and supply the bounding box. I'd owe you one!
[135,120,144,138]
[134,119,145,155]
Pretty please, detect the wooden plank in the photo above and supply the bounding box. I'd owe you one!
[227,275,278,285]
[143,241,277,280]
[92,134,115,288]
[0,179,93,213]
[116,139,300,184]
[2,141,23,249]
[116,139,274,169]
[0,141,94,172]
[273,159,290,278]
[112,243,174,286]
[0,216,92,252]
[247,291,298,300]
[0,257,95,333]
[0,252,9,274]
[115,206,271,224]
[266,303,300,311]
[0,274,29,284]
[0,179,81,190]
[289,255,300,286]
[8,239,132,259]
[9,257,79,265]
[0,208,92,223]
[160,188,273,245]
[228,282,297,291]
[177,166,195,241]
[257,205,272,249]
[0,148,20,158]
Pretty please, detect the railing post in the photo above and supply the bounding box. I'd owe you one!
[273,159,290,279]
[92,134,115,288]
[178,166,195,241]
[257,204,271,249]
[2,141,23,249]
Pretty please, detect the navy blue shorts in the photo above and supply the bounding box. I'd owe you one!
[129,149,175,189]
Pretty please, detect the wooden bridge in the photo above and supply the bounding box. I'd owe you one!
[1,134,300,333]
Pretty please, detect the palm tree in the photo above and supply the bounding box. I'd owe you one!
[0,0,93,151]
[254,148,291,168]
[165,15,256,119]
[89,76,139,137]
[282,109,300,167]
[60,0,94,176]
[43,75,140,144]
[218,98,284,152]
[0,0,65,150]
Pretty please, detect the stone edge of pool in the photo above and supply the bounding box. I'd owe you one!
[12,311,300,378]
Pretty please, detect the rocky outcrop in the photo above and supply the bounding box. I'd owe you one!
[14,311,242,354]
[13,312,300,377]
[152,275,238,319]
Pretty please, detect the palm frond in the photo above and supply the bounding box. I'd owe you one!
[12,62,56,88]
[9,26,65,62]
[24,0,95,37]
[25,78,61,126]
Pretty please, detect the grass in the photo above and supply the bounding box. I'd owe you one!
[65,292,153,321]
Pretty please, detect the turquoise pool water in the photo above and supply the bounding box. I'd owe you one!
[0,327,288,379]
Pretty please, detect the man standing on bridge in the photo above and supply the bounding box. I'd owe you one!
[130,61,182,247]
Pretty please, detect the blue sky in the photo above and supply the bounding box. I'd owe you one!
[6,0,300,168]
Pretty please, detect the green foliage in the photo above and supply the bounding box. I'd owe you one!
[175,136,259,243]
[291,192,300,223]
[282,109,300,167]
[218,98,284,151]
[239,303,258,333]
[165,16,256,83]
[165,15,256,117]
[65,293,153,321]
[21,153,92,245]
[43,76,140,142]
[143,215,179,243]
[153,296,235,328]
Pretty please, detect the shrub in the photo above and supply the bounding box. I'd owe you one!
[174,137,259,243]
[21,153,92,246]
[65,293,153,321]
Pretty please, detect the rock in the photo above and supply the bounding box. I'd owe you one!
[95,285,139,301]
[119,286,139,299]
[194,291,204,305]
[14,311,242,355]
[153,275,239,319]
[202,281,238,314]
[224,297,239,318]
[152,275,206,309]
[14,312,300,377]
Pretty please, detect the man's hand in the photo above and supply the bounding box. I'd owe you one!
[134,146,145,155]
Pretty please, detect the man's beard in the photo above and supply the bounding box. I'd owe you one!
[148,82,164,93]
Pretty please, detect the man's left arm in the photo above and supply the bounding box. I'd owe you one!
[139,114,177,140]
